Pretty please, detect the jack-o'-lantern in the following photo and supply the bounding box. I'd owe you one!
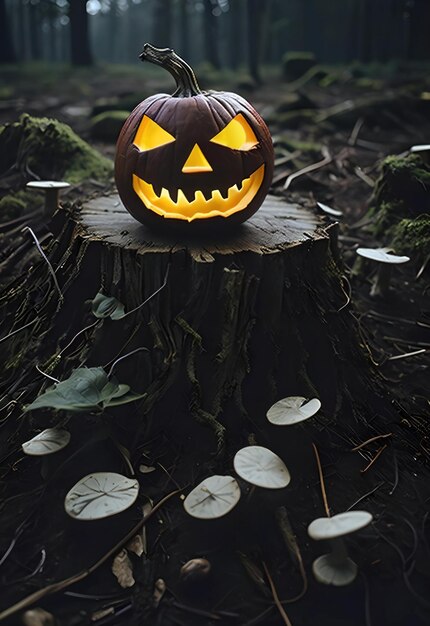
[115,44,274,232]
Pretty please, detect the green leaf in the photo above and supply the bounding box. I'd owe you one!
[92,292,125,320]
[25,367,142,413]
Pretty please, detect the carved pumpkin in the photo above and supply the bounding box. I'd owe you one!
[115,44,274,232]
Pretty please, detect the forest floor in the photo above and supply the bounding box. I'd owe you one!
[0,61,429,626]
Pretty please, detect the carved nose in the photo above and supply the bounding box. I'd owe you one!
[182,144,213,173]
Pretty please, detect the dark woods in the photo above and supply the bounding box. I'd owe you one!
[1,0,430,72]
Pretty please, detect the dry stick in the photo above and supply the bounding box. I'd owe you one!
[22,227,63,302]
[120,263,170,319]
[351,432,393,451]
[0,319,38,345]
[262,562,293,626]
[35,364,60,384]
[360,444,388,475]
[312,443,330,517]
[283,149,332,190]
[0,489,180,622]
[388,348,426,361]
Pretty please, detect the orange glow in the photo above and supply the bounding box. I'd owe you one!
[133,116,175,151]
[132,164,265,221]
[182,144,213,173]
[210,114,259,151]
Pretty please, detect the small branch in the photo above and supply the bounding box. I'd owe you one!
[262,562,293,626]
[360,444,388,474]
[35,364,60,384]
[0,489,180,621]
[0,318,38,345]
[22,227,63,302]
[106,347,149,378]
[121,263,170,319]
[312,443,330,517]
[283,149,332,190]
[351,433,393,451]
[59,320,99,356]
[346,482,384,511]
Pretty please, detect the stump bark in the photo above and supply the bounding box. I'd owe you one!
[1,193,370,458]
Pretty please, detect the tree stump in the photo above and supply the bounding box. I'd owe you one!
[1,193,371,459]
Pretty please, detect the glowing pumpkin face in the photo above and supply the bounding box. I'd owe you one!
[115,45,274,232]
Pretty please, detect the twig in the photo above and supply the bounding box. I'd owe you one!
[388,450,399,496]
[360,444,388,474]
[121,263,170,319]
[388,348,426,361]
[351,433,393,451]
[312,443,330,517]
[283,149,332,190]
[348,117,364,146]
[0,489,180,621]
[0,318,38,345]
[346,482,384,511]
[59,320,99,356]
[262,562,293,626]
[106,347,149,377]
[22,227,63,302]
[35,364,60,384]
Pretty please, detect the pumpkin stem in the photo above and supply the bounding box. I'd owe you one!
[139,43,202,97]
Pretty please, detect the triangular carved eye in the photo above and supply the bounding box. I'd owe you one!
[133,115,175,151]
[210,114,259,151]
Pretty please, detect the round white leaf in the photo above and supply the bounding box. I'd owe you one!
[183,475,240,519]
[356,247,410,264]
[316,202,343,217]
[308,511,373,540]
[22,428,71,456]
[312,553,357,586]
[267,396,321,425]
[234,446,291,489]
[65,472,139,520]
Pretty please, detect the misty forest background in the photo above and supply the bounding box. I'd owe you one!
[1,0,430,80]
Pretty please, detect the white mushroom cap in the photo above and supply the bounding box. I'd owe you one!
[233,446,291,489]
[64,472,139,520]
[308,511,373,540]
[267,396,321,426]
[22,428,71,456]
[316,202,343,217]
[356,247,410,264]
[27,181,70,190]
[183,475,240,519]
[312,553,358,586]
[410,144,430,153]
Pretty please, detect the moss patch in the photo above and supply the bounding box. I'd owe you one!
[0,113,113,185]
[368,153,430,235]
[389,215,430,264]
[0,190,41,221]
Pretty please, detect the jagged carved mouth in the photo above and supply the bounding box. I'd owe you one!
[132,164,265,221]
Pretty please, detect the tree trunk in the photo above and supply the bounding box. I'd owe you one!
[0,0,16,63]
[69,0,93,66]
[203,0,221,69]
[247,0,269,83]
[179,0,190,60]
[153,0,172,48]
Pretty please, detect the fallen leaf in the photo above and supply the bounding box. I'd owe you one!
[112,549,135,588]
